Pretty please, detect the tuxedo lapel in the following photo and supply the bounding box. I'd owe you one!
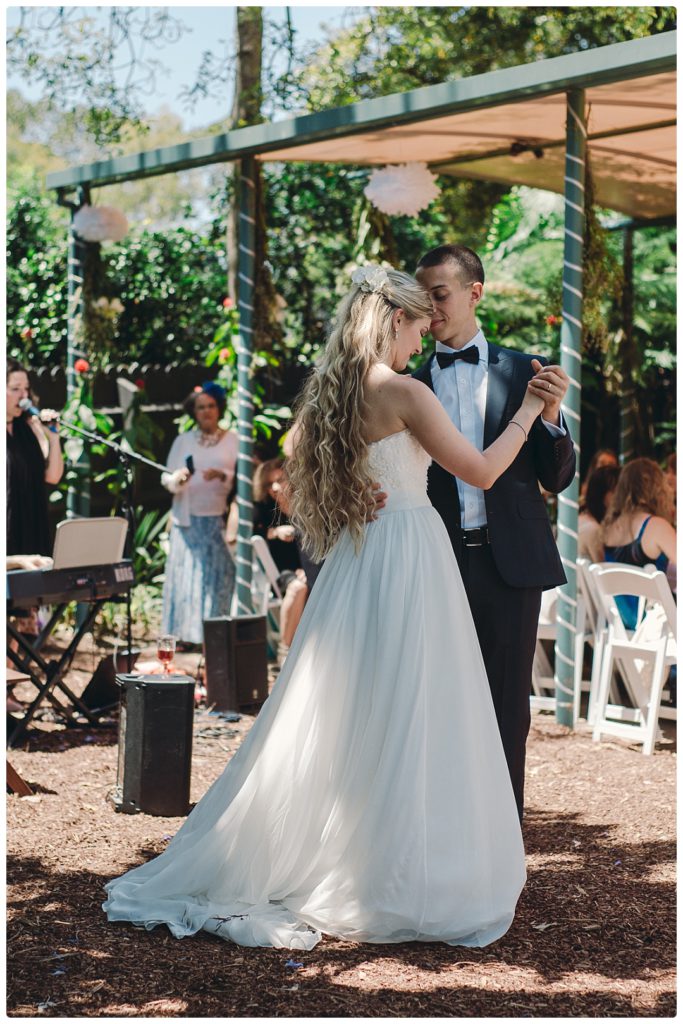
[484,344,515,447]
[413,354,436,392]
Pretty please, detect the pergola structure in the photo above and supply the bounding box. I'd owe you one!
[46,31,676,727]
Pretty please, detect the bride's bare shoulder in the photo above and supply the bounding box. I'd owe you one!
[366,366,429,400]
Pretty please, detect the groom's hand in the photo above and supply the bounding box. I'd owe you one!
[368,482,388,521]
[528,359,569,426]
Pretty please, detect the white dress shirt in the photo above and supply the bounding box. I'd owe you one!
[430,329,566,529]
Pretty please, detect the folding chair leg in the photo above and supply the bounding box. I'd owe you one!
[7,759,32,797]
[642,645,668,756]
[592,640,615,743]
[573,627,585,723]
[587,629,605,726]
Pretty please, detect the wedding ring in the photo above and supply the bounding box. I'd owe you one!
[546,382,552,391]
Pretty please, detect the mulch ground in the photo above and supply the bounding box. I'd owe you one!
[6,638,676,1018]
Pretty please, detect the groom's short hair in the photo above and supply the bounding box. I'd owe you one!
[416,244,485,286]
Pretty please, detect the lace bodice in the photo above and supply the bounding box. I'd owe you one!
[367,429,432,512]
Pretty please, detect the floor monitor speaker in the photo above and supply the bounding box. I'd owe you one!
[203,615,269,712]
[112,674,194,816]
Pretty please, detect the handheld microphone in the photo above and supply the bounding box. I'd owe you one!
[18,397,41,417]
[19,397,59,430]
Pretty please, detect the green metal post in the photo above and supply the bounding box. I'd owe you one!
[66,188,91,520]
[554,90,586,727]
[233,157,257,615]
[619,227,637,463]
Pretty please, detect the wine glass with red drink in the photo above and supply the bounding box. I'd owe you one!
[157,634,176,675]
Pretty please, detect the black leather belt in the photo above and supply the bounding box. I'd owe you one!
[461,526,489,547]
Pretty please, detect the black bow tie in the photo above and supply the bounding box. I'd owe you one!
[436,347,480,369]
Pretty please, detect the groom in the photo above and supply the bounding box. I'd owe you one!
[414,244,576,821]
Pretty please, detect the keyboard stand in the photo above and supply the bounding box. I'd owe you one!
[6,601,106,748]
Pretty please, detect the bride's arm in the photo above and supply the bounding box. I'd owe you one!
[395,377,543,489]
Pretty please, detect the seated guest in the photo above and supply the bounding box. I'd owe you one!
[579,447,618,505]
[578,464,620,563]
[253,458,301,572]
[601,458,677,629]
[253,458,309,664]
[663,453,676,520]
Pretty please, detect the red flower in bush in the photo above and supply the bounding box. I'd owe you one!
[21,327,33,340]
[219,347,231,361]
[135,378,145,390]
[74,358,90,373]
[545,315,561,326]
[223,297,234,309]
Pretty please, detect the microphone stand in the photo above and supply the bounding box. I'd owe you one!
[53,417,171,673]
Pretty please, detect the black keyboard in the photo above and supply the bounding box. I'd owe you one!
[6,561,135,608]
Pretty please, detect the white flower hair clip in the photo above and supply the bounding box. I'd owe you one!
[351,265,390,295]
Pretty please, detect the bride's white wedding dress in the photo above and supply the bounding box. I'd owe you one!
[104,429,526,950]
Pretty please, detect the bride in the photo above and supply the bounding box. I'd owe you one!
[104,265,544,950]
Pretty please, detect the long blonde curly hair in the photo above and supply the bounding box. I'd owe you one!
[287,267,433,561]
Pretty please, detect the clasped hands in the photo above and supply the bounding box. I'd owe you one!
[527,359,569,426]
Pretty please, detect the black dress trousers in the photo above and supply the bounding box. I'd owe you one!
[454,540,542,822]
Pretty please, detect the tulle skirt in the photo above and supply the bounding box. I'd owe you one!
[105,500,525,949]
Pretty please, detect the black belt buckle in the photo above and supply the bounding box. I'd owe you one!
[462,526,489,547]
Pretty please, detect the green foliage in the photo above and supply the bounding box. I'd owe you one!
[296,6,676,109]
[6,189,69,363]
[105,227,229,364]
[131,508,170,586]
[195,303,292,440]
[477,188,565,355]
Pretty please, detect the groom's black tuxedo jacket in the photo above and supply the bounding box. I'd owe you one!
[413,345,576,590]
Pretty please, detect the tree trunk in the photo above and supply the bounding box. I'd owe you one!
[226,7,281,354]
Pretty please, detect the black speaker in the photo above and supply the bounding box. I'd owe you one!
[81,649,141,712]
[112,674,195,816]
[203,615,269,712]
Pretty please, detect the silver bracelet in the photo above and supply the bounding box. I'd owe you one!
[509,419,528,442]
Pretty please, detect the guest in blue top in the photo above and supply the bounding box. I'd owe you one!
[601,458,677,629]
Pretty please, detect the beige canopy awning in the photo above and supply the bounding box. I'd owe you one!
[47,32,676,223]
[263,73,676,220]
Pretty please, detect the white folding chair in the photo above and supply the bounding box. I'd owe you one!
[249,535,284,653]
[530,588,558,712]
[229,535,284,650]
[530,581,593,718]
[576,558,614,725]
[590,563,677,755]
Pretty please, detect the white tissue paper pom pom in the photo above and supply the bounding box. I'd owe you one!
[364,162,441,217]
[72,205,129,243]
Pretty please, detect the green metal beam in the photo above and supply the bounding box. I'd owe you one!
[46,32,675,192]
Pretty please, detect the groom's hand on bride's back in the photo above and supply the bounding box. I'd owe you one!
[368,482,388,521]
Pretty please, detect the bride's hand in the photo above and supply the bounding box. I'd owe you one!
[521,382,545,417]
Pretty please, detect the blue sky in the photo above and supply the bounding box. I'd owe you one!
[7,5,363,128]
